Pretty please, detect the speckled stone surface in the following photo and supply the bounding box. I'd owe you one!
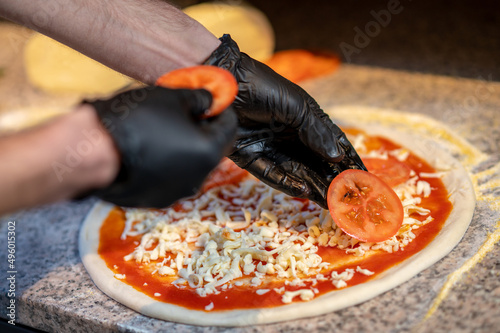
[1,1,500,331]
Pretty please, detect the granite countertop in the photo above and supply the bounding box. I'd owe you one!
[1,1,500,332]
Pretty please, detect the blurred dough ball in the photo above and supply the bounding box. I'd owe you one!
[184,2,274,62]
[0,106,69,133]
[24,33,132,95]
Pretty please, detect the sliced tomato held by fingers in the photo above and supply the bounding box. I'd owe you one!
[201,158,249,192]
[363,157,412,188]
[156,65,238,118]
[327,169,404,243]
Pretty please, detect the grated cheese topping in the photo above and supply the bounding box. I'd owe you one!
[282,289,315,303]
[118,133,436,308]
[256,289,270,295]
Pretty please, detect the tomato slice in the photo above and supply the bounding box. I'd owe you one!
[363,157,412,188]
[327,169,404,243]
[264,49,340,84]
[200,158,249,192]
[156,65,238,118]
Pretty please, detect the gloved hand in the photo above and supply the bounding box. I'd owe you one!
[205,34,365,209]
[87,86,237,208]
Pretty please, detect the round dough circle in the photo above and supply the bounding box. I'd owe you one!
[183,3,275,62]
[79,109,476,326]
[24,33,132,95]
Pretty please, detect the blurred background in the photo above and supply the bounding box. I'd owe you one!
[175,0,500,79]
[0,0,499,132]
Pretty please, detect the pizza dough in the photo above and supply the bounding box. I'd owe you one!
[183,3,275,62]
[24,33,133,95]
[79,108,476,326]
[0,106,71,133]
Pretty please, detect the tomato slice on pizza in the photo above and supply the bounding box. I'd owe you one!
[327,169,404,243]
[363,157,412,188]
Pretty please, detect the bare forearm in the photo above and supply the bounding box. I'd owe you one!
[0,106,119,214]
[0,0,220,84]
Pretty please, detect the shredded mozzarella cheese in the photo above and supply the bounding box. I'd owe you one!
[356,266,375,276]
[119,136,435,304]
[256,289,270,295]
[282,289,315,303]
[205,302,214,311]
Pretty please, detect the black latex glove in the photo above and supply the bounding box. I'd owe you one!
[88,86,237,208]
[205,34,365,209]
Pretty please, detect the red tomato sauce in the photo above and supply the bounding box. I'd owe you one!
[98,132,452,311]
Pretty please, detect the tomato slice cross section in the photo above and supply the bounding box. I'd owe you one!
[327,169,404,243]
[363,157,412,188]
[156,65,238,118]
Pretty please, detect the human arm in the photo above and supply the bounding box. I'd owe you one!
[0,0,220,84]
[0,105,120,215]
[0,1,364,209]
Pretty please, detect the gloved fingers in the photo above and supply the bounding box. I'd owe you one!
[239,154,313,198]
[298,109,366,172]
[203,34,365,175]
[281,159,331,208]
[298,108,346,162]
[199,107,238,155]
[230,148,330,208]
[176,88,213,118]
[89,86,236,209]
[338,135,367,171]
[204,34,240,73]
[175,88,237,152]
[225,50,362,169]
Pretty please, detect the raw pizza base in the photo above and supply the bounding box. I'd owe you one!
[79,108,476,326]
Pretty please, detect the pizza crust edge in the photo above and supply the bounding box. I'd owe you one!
[79,109,476,326]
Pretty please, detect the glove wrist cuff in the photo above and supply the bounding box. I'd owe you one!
[80,99,132,198]
[204,34,241,74]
